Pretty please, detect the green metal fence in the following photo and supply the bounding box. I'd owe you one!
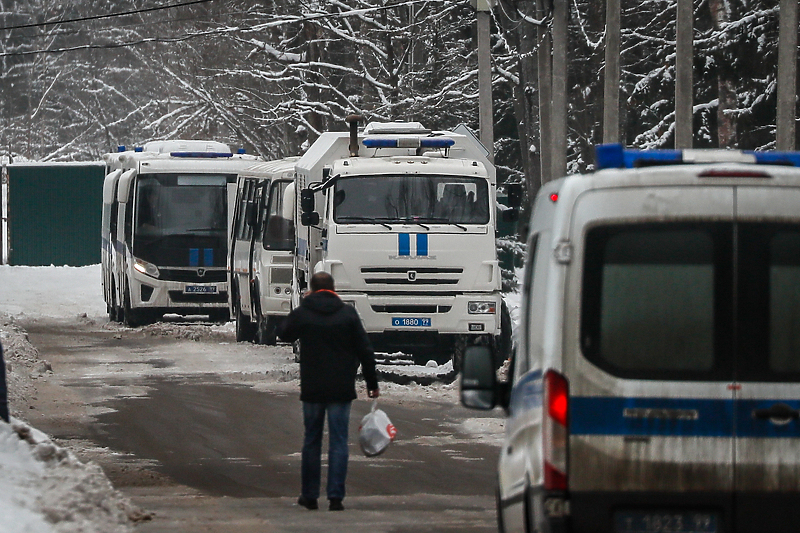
[6,162,106,266]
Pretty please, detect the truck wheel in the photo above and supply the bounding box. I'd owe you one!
[256,316,278,345]
[494,300,513,369]
[452,336,468,374]
[293,340,301,363]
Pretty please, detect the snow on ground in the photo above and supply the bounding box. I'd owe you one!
[0,265,140,533]
[0,319,143,533]
[0,264,511,532]
[0,264,106,319]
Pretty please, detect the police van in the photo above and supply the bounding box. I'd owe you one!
[461,144,800,533]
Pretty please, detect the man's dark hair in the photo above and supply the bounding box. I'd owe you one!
[310,272,335,292]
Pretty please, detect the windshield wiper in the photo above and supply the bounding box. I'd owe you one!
[395,217,430,230]
[337,216,392,229]
[415,217,467,231]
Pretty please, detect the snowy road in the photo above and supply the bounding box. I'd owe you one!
[10,315,503,531]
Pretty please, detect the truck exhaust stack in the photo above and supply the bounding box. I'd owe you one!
[346,114,362,157]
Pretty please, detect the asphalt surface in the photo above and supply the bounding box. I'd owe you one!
[19,316,504,532]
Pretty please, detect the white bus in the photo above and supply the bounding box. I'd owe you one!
[228,158,297,343]
[102,140,260,326]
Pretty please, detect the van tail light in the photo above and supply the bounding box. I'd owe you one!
[543,369,569,491]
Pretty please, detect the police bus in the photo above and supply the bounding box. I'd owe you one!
[102,140,260,326]
[228,158,297,343]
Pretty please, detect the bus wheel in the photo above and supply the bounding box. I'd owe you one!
[108,279,119,322]
[234,302,256,343]
[123,290,140,328]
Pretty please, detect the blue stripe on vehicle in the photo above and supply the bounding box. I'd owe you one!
[571,397,734,437]
[189,248,200,266]
[571,396,800,438]
[204,248,213,266]
[417,233,428,256]
[398,233,410,256]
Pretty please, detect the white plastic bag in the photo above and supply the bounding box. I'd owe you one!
[358,400,397,457]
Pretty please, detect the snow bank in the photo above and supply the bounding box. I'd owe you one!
[0,419,140,533]
[0,317,143,533]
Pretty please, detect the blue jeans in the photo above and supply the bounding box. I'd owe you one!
[301,401,351,501]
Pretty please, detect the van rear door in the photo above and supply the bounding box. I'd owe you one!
[734,189,800,533]
[568,187,737,533]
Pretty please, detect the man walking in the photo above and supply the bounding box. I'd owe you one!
[277,272,379,512]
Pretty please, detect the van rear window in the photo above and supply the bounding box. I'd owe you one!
[582,224,729,380]
[582,222,800,382]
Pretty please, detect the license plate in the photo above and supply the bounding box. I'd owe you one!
[615,511,718,533]
[184,285,218,294]
[391,317,431,327]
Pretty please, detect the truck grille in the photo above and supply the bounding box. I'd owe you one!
[361,267,462,286]
[371,305,452,314]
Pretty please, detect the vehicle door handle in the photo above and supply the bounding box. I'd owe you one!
[752,403,800,423]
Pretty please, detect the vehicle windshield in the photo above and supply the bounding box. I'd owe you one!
[133,173,231,267]
[333,175,490,225]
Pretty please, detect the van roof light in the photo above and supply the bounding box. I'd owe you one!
[596,143,800,170]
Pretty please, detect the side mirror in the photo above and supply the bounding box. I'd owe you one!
[300,189,315,213]
[301,212,320,226]
[460,346,497,410]
[506,182,523,208]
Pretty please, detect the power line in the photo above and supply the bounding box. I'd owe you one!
[0,0,453,58]
[0,0,216,32]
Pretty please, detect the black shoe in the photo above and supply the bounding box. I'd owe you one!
[329,498,344,511]
[297,496,318,510]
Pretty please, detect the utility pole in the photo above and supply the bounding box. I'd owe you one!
[551,0,568,179]
[536,0,553,184]
[603,0,621,144]
[777,0,798,151]
[474,0,495,162]
[675,0,693,148]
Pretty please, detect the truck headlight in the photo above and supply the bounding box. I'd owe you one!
[133,257,160,278]
[468,301,496,314]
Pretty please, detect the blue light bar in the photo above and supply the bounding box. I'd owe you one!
[420,138,455,148]
[362,138,398,148]
[170,151,234,158]
[747,151,800,167]
[117,145,126,152]
[597,143,800,170]
[596,144,681,169]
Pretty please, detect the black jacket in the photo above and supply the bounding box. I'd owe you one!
[277,290,379,403]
